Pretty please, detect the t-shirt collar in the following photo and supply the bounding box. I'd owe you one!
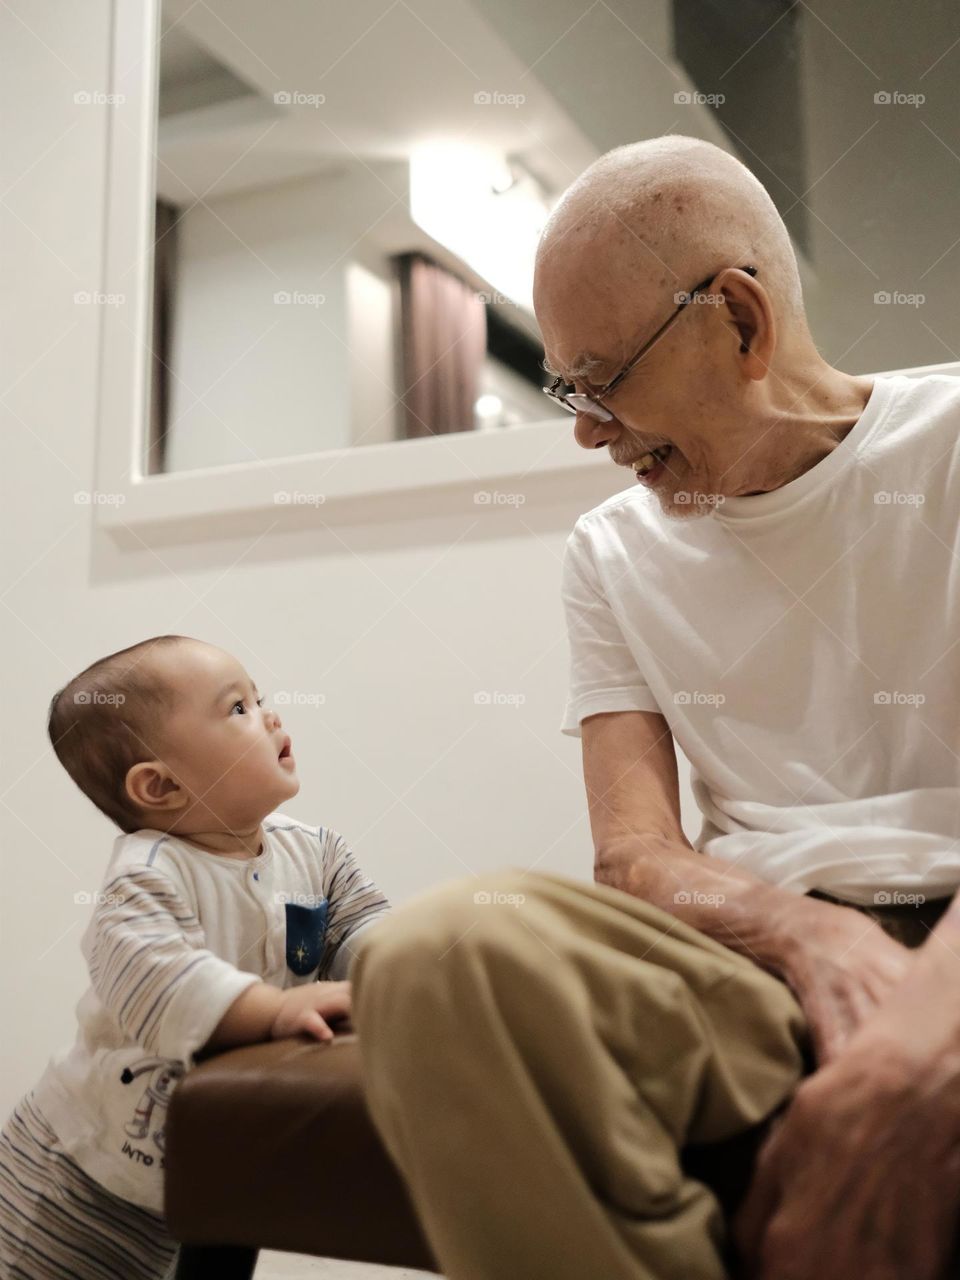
[712,375,896,524]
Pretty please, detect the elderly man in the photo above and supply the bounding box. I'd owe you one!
[352,136,960,1280]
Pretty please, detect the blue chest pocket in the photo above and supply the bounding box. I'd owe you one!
[285,899,329,976]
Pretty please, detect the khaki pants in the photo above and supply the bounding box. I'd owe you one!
[352,870,810,1280]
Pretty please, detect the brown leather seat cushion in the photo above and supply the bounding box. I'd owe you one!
[164,1033,438,1270]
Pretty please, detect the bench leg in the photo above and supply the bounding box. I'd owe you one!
[174,1244,259,1279]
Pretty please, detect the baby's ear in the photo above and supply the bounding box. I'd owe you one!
[125,759,183,814]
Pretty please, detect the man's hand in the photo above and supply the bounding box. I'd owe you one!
[734,1019,960,1280]
[736,911,960,1280]
[604,834,913,1064]
[776,898,913,1063]
[270,980,352,1042]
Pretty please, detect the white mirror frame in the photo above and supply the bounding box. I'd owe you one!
[93,0,610,534]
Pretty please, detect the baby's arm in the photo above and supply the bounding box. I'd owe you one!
[201,979,351,1053]
[206,825,391,1050]
[91,866,353,1060]
[89,866,260,1065]
[319,831,391,980]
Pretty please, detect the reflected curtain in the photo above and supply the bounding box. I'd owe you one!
[146,199,179,474]
[397,253,487,438]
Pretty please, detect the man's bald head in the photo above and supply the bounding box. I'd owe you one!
[534,135,807,382]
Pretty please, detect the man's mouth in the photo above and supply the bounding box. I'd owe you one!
[631,444,673,477]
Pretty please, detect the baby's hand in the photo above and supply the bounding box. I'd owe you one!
[269,980,352,1043]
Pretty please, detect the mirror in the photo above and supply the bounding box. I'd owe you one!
[145,0,960,476]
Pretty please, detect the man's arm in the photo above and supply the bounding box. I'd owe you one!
[581,709,911,1061]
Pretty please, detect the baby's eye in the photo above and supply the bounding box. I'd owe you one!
[231,696,265,715]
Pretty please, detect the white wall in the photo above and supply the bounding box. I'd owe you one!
[0,0,677,1115]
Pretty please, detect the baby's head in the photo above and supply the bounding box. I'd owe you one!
[48,635,299,836]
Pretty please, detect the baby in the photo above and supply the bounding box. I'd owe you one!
[0,634,390,1280]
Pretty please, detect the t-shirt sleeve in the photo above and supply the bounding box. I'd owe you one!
[87,867,260,1065]
[560,522,661,736]
[318,831,391,980]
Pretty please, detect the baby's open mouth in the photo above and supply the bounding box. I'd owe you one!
[278,736,292,760]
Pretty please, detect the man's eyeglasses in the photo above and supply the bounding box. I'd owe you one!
[542,265,758,423]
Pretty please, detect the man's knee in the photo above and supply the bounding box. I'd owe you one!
[352,868,534,995]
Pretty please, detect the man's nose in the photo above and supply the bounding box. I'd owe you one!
[574,412,621,451]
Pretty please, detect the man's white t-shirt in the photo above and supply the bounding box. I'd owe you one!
[560,373,960,906]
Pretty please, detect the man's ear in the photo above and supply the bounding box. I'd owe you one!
[718,269,774,379]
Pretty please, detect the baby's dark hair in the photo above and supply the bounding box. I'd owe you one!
[47,635,194,833]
